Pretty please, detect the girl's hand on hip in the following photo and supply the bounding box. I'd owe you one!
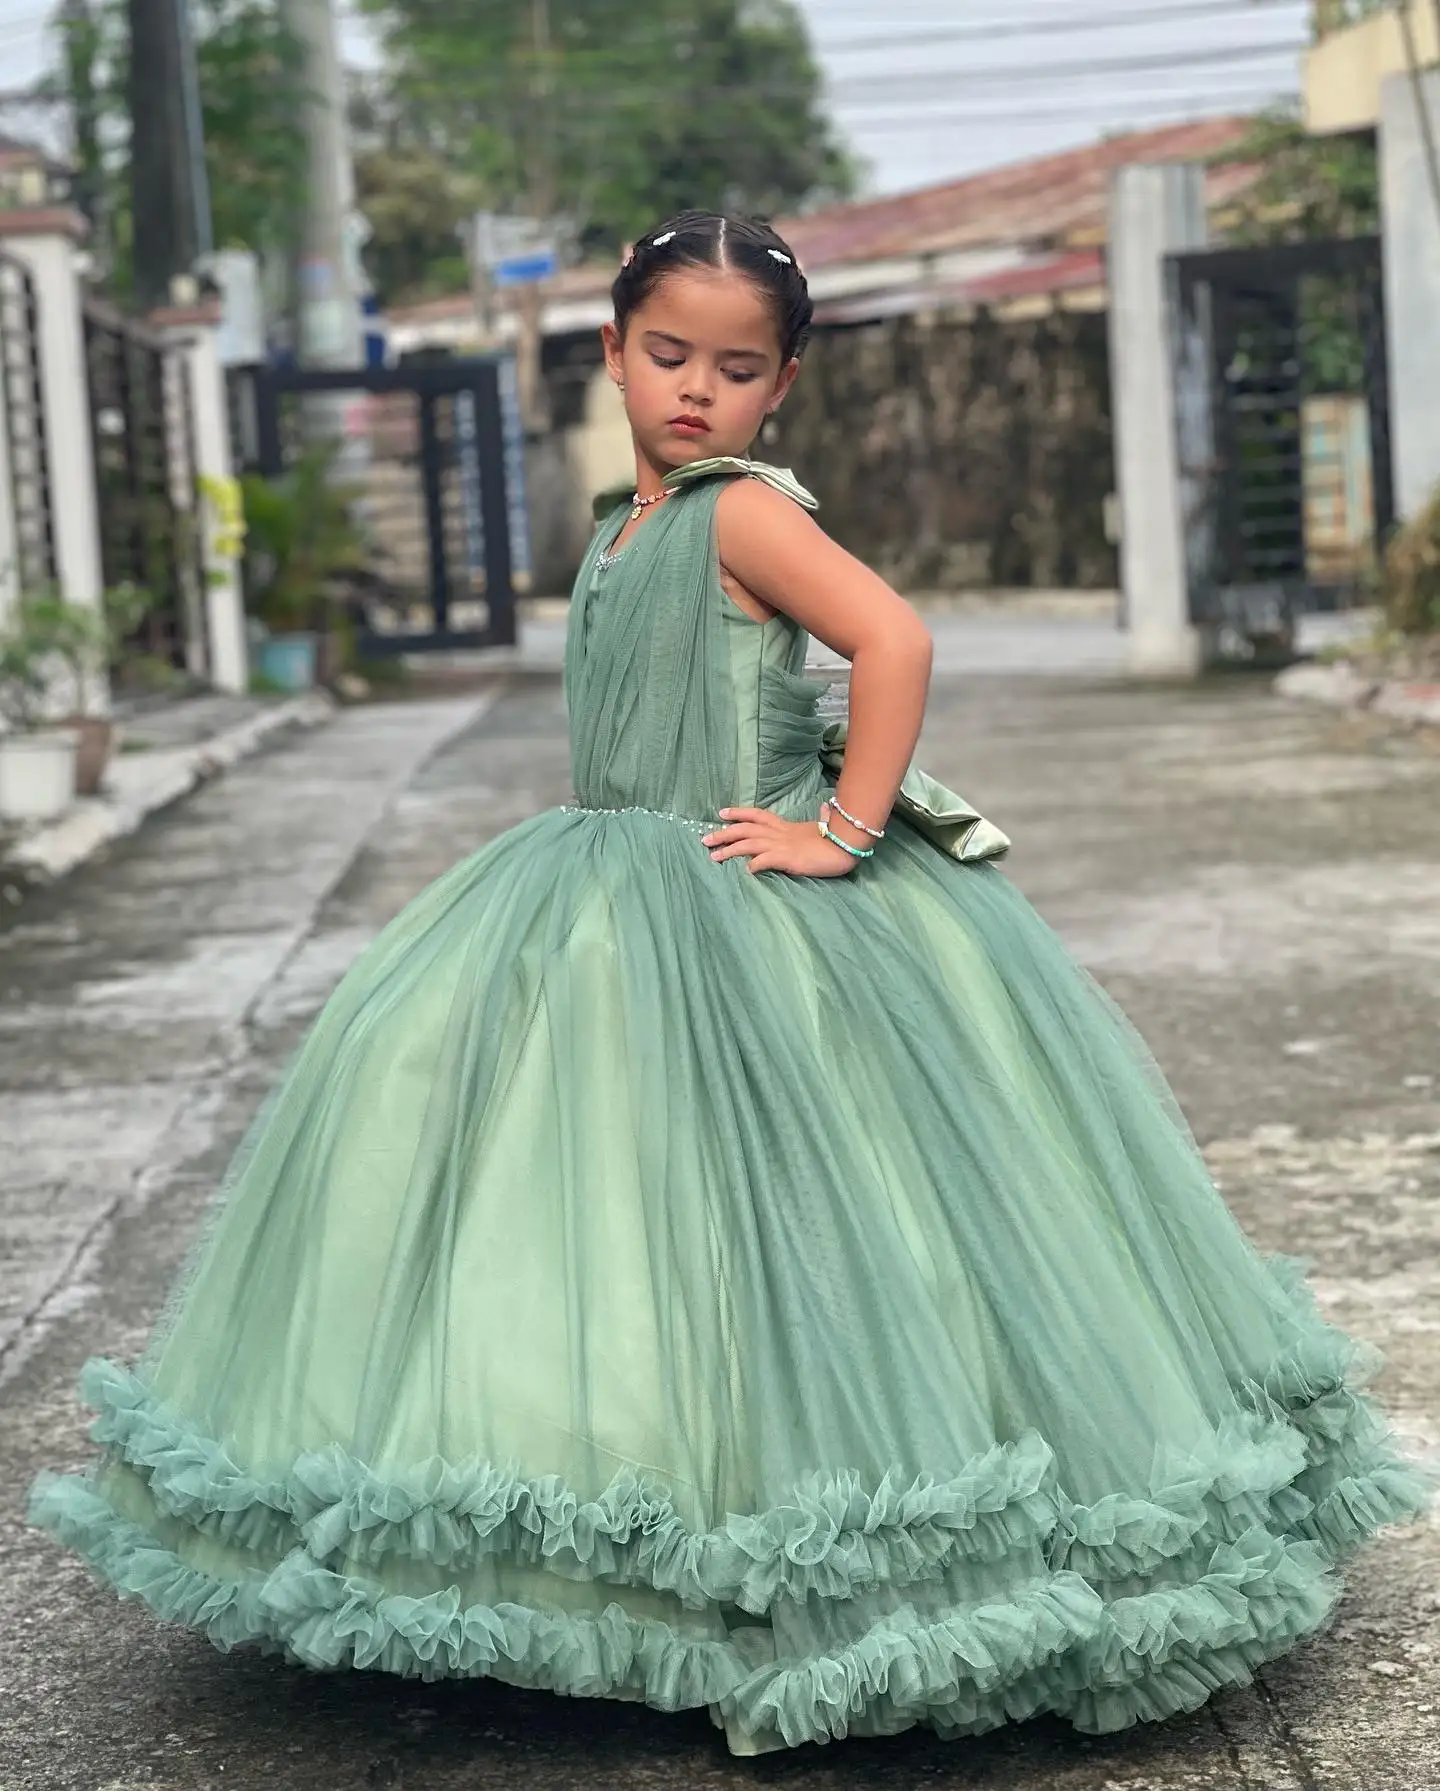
[702,808,858,877]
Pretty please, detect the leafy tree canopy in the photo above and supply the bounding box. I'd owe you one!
[1214,106,1379,246]
[355,0,858,300]
[49,0,306,292]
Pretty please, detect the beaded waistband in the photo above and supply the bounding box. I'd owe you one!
[560,802,710,835]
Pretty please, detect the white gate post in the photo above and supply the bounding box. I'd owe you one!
[1107,164,1210,678]
[1380,70,1440,521]
[0,207,107,705]
[152,302,249,694]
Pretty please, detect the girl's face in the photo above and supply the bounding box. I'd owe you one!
[603,267,799,473]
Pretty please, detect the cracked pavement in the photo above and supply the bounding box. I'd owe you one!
[1,624,1437,1791]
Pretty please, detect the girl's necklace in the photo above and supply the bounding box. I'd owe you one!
[597,487,672,571]
[629,487,671,523]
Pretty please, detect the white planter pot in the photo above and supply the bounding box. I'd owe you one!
[0,728,79,823]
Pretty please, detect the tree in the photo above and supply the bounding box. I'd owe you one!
[1215,106,1379,247]
[358,0,856,287]
[193,0,307,257]
[352,139,482,304]
[1313,1,1389,34]
[58,1,106,229]
[346,75,483,304]
[44,0,305,294]
[1211,109,1380,425]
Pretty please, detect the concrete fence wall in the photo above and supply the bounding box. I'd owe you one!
[0,207,247,695]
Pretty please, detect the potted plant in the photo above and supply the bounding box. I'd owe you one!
[0,591,86,823]
[44,581,156,795]
[1383,481,1440,639]
[241,444,367,692]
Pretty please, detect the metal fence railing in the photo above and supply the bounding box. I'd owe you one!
[82,296,206,672]
[0,248,56,598]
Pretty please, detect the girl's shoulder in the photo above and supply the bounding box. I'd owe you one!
[590,457,817,523]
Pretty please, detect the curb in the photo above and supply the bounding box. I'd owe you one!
[1275,661,1440,727]
[1,690,336,895]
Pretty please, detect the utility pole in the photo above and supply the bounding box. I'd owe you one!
[465,214,497,350]
[1396,0,1440,230]
[174,0,213,260]
[517,0,553,433]
[127,0,210,311]
[279,0,363,374]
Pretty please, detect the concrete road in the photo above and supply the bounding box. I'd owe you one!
[2,630,1438,1791]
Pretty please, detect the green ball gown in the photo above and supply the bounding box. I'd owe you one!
[31,459,1431,1752]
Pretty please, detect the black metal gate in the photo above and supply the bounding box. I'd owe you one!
[1168,236,1393,645]
[82,296,207,671]
[0,248,56,596]
[232,361,516,655]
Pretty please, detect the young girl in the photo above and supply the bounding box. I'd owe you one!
[32,210,1429,1755]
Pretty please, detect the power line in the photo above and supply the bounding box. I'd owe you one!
[832,89,1297,135]
[836,81,1295,117]
[337,0,1303,54]
[816,0,1305,57]
[822,39,1304,98]
[336,37,1305,109]
[569,80,1294,139]
[845,77,1298,115]
[802,0,1301,14]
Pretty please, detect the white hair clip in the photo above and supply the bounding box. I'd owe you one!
[652,231,675,246]
[768,249,792,265]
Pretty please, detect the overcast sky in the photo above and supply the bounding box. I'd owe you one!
[789,0,1309,192]
[0,0,1310,198]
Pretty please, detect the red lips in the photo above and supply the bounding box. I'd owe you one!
[669,414,711,433]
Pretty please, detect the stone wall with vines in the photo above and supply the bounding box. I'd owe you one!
[769,307,1118,592]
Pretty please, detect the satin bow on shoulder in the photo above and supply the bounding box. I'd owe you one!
[591,457,819,522]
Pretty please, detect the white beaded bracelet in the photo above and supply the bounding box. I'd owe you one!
[826,793,886,840]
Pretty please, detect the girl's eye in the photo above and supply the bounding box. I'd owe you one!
[723,371,758,385]
[650,355,683,370]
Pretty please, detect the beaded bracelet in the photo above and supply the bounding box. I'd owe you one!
[826,793,886,839]
[818,808,876,860]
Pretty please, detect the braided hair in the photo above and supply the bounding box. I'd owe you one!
[611,211,813,363]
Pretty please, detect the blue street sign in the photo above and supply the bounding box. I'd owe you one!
[494,251,559,287]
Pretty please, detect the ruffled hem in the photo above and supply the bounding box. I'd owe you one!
[29,1475,748,1711]
[70,1319,1432,1622]
[29,1262,1434,1749]
[78,1359,1060,1614]
[26,1473,1350,1747]
[736,1527,1342,1745]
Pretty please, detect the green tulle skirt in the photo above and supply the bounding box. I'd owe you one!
[30,805,1431,1748]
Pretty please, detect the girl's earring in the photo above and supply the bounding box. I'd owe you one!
[618,380,626,394]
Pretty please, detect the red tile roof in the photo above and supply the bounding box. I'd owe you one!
[387,115,1260,328]
[960,248,1107,304]
[812,249,1109,325]
[780,116,1257,267]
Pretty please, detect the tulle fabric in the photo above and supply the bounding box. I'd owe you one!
[31,469,1430,1749]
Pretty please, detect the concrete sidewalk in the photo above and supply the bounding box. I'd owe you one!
[0,691,335,896]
